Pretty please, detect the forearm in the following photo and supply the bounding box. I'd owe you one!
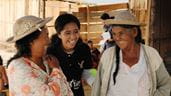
[0,78,4,91]
[154,63,171,96]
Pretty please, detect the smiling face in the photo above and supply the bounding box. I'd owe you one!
[111,26,137,50]
[58,22,80,52]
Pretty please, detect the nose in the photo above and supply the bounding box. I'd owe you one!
[70,32,77,39]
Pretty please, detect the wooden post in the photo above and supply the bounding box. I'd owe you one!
[43,0,46,19]
[25,0,29,15]
[86,5,90,41]
[146,0,152,45]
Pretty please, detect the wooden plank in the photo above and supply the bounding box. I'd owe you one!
[0,0,26,41]
[61,0,81,3]
[70,3,79,12]
[28,0,40,16]
[79,3,129,12]
[59,1,69,11]
[80,24,103,32]
[80,24,87,32]
[88,24,103,33]
[25,0,29,15]
[86,5,90,36]
[45,1,60,26]
[89,18,102,22]
[87,32,102,39]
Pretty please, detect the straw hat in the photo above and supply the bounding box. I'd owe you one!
[6,15,53,43]
[105,10,140,26]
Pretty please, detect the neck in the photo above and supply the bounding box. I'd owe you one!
[29,56,43,66]
[65,49,74,54]
[122,43,140,55]
[63,47,75,54]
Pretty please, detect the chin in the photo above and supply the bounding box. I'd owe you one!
[117,45,126,50]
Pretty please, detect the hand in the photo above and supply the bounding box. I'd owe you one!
[45,55,60,69]
[0,74,4,91]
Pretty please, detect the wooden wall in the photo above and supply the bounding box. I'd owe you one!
[0,0,41,42]
[0,0,80,42]
[150,0,171,73]
[129,0,150,44]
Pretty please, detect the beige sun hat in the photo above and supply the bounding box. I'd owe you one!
[6,15,53,43]
[105,10,140,26]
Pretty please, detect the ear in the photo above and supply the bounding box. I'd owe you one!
[132,27,138,37]
[30,40,35,45]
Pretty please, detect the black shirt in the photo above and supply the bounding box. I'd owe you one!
[47,39,92,96]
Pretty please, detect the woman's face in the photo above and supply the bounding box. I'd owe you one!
[58,22,80,52]
[111,26,137,50]
[31,27,50,57]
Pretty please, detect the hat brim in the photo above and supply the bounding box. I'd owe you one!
[6,17,53,43]
[105,19,140,26]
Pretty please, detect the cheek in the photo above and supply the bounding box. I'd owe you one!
[36,40,48,51]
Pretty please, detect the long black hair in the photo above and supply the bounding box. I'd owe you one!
[7,29,42,66]
[112,24,143,84]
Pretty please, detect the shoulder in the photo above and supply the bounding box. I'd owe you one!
[8,57,30,72]
[143,45,159,53]
[143,45,162,59]
[101,46,115,61]
[102,46,115,56]
[142,44,163,70]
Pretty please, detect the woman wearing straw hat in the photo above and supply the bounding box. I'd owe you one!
[6,16,73,96]
[92,10,171,96]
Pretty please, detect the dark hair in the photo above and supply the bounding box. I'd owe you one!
[100,13,110,20]
[0,55,3,65]
[101,13,115,20]
[55,13,80,34]
[112,24,143,84]
[113,45,120,84]
[87,40,93,44]
[7,29,42,66]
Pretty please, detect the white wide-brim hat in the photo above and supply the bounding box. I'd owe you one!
[6,15,53,43]
[104,10,140,26]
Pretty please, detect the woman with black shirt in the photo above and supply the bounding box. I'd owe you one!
[47,13,93,96]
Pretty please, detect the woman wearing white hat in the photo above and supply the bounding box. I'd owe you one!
[6,16,73,96]
[92,10,171,96]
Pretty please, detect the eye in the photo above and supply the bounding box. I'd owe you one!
[119,31,125,35]
[74,30,79,34]
[65,31,71,35]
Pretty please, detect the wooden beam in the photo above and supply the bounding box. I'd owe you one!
[86,5,90,41]
[146,0,152,45]
[79,3,129,12]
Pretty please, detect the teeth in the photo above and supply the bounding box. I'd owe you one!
[68,40,76,45]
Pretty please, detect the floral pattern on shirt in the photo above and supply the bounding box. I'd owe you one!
[7,57,73,96]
